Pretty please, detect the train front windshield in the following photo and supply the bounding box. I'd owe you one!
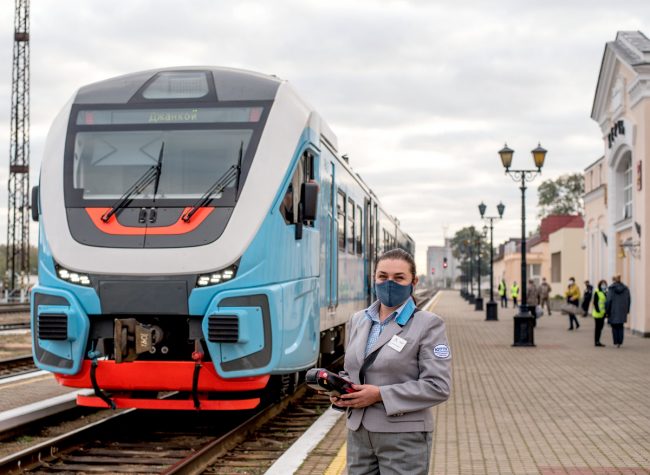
[64,105,267,206]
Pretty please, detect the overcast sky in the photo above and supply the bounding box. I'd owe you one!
[1,0,649,272]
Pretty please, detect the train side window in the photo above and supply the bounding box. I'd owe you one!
[279,151,315,226]
[337,190,346,251]
[347,198,355,254]
[355,205,362,255]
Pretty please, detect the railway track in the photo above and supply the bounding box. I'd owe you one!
[0,322,30,332]
[0,356,339,473]
[0,355,36,379]
[0,385,330,474]
[0,304,29,315]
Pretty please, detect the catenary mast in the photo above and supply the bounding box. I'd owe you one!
[6,0,30,297]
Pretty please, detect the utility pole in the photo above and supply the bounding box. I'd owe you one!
[6,0,31,299]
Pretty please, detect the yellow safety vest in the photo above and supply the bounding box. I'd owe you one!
[592,290,606,318]
[498,281,506,296]
[510,284,519,298]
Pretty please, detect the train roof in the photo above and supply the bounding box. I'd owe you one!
[74,66,284,104]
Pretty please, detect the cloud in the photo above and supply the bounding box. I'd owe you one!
[0,0,649,272]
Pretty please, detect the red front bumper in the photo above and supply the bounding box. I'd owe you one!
[56,360,269,391]
[56,360,269,410]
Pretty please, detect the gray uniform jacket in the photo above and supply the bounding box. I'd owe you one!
[343,307,452,433]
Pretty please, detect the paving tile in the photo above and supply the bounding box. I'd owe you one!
[429,291,650,475]
[287,290,650,474]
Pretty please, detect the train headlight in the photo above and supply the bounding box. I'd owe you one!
[196,265,238,287]
[56,265,92,286]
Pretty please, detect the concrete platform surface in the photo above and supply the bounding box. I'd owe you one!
[0,373,76,412]
[292,290,650,475]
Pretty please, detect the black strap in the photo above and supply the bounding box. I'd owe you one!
[358,307,420,384]
[90,359,116,410]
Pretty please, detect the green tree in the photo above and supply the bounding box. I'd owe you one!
[537,173,584,218]
[450,226,490,280]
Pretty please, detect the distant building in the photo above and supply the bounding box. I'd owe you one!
[590,30,650,336]
[491,237,544,292]
[426,239,458,288]
[492,215,585,297]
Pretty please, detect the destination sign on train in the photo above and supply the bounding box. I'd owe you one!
[76,106,264,125]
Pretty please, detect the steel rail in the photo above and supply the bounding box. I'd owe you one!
[0,304,29,314]
[163,386,310,475]
[0,407,135,473]
[0,355,35,379]
[0,321,30,332]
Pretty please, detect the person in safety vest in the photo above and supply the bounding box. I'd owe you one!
[498,279,507,308]
[564,277,581,330]
[510,281,519,307]
[592,280,607,347]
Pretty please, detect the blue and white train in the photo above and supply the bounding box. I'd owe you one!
[31,67,414,410]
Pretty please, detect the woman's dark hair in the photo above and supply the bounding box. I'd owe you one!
[376,248,417,280]
[598,279,607,288]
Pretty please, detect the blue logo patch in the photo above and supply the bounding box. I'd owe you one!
[433,344,450,359]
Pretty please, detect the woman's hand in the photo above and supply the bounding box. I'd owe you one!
[335,384,382,409]
[330,394,343,406]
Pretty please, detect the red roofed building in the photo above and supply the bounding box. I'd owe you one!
[492,215,585,300]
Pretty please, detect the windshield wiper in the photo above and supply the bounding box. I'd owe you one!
[182,143,243,223]
[152,142,165,202]
[182,164,238,223]
[101,142,165,223]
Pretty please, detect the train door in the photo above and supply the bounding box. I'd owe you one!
[327,162,338,310]
[365,199,374,305]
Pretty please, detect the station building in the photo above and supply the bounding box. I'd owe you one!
[588,30,650,336]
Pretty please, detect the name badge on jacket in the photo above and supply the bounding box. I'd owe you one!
[387,335,407,352]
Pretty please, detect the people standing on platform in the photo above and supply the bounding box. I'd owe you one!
[565,277,581,330]
[539,277,552,316]
[332,248,451,475]
[592,280,607,347]
[510,281,519,307]
[526,279,539,317]
[498,279,507,308]
[581,280,594,317]
[605,275,631,348]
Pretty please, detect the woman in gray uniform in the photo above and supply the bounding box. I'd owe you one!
[331,249,452,475]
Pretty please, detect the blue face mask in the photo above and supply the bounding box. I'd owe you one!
[375,280,412,308]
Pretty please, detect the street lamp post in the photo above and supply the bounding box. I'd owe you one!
[499,143,547,346]
[474,228,484,311]
[479,201,505,321]
[467,240,475,304]
[460,242,469,300]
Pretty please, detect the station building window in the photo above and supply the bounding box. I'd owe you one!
[551,252,561,283]
[622,155,633,219]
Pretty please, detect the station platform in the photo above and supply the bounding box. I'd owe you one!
[280,290,650,475]
[0,372,76,413]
